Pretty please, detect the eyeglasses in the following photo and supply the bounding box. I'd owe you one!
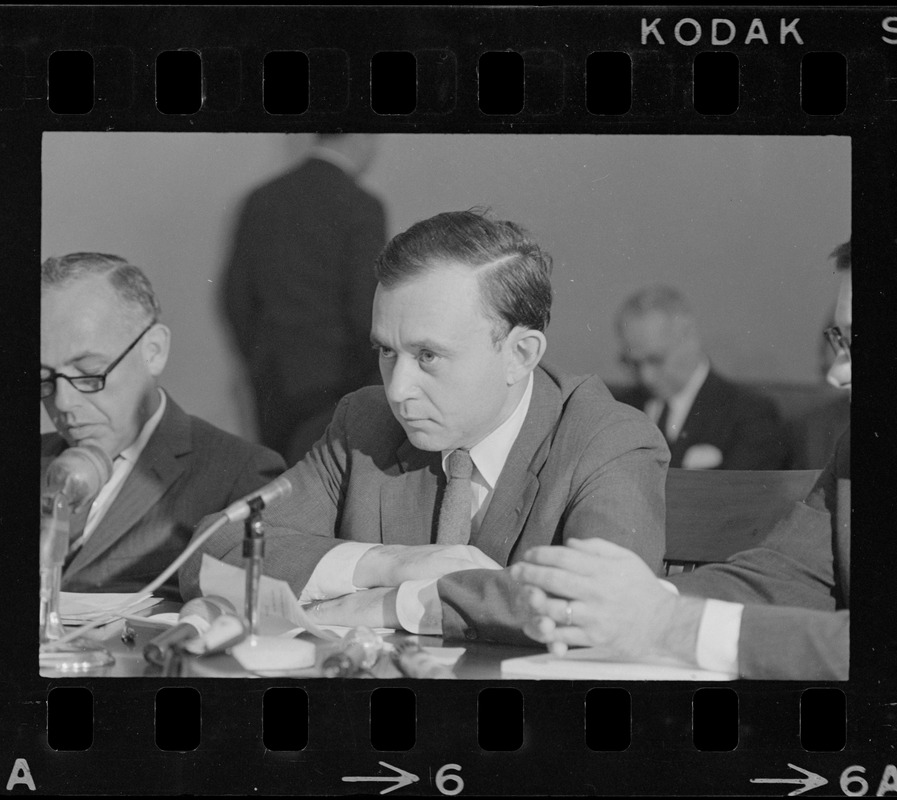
[823,326,851,359]
[40,321,156,399]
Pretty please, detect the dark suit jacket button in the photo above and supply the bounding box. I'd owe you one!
[465,628,478,641]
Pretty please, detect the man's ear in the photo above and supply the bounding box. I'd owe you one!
[504,326,547,385]
[141,323,171,377]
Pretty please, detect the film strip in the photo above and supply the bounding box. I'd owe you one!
[4,5,897,796]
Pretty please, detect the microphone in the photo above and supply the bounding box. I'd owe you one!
[221,475,293,523]
[143,595,235,665]
[43,444,114,513]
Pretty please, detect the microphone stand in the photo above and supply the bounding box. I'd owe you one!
[39,491,115,675]
[242,496,266,639]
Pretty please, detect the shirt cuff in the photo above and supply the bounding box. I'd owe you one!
[299,541,380,603]
[695,599,744,675]
[395,579,443,635]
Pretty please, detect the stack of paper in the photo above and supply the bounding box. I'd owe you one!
[501,648,736,681]
[198,554,396,640]
[60,592,161,628]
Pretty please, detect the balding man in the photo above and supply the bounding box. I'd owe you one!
[41,253,285,599]
[614,286,787,470]
[223,133,387,464]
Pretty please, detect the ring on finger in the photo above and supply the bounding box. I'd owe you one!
[564,600,573,627]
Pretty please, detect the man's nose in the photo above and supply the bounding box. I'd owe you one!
[826,351,851,389]
[384,356,419,404]
[51,377,83,413]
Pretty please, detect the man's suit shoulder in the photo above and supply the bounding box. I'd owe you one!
[186,412,283,465]
[550,366,661,433]
[702,370,779,418]
[246,158,381,210]
[330,385,407,451]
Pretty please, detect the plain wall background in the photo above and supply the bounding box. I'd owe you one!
[42,133,850,440]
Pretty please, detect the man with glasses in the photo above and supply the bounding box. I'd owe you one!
[614,285,788,470]
[512,241,851,679]
[41,253,285,599]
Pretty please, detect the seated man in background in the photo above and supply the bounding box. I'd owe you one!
[41,253,285,599]
[512,243,852,679]
[180,209,669,644]
[614,286,788,470]
[787,242,851,469]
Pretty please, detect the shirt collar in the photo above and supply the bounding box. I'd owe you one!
[307,145,356,176]
[441,372,534,490]
[118,388,167,465]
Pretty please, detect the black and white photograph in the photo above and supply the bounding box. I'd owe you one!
[7,4,897,797]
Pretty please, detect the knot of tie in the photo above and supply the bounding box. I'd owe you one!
[447,449,473,480]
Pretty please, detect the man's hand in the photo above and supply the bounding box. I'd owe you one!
[509,537,704,665]
[306,587,400,629]
[353,544,501,588]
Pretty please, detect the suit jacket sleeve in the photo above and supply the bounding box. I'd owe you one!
[438,410,669,645]
[735,606,848,679]
[179,397,355,600]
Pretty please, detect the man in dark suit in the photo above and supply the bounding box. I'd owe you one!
[222,133,387,464]
[181,210,669,644]
[41,253,285,600]
[511,242,852,679]
[614,285,787,470]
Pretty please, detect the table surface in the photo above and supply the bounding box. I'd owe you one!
[42,606,548,680]
[42,603,735,681]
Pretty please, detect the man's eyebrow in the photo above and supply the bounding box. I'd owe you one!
[43,350,108,370]
[369,334,454,353]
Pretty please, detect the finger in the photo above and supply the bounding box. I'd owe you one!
[521,544,610,576]
[521,615,556,644]
[548,640,568,658]
[514,584,552,616]
[510,562,598,601]
[565,537,630,557]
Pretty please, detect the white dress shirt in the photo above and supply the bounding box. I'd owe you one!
[299,373,535,634]
[645,358,710,442]
[70,389,167,552]
[660,579,743,675]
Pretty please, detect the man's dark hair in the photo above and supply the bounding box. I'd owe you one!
[374,208,553,342]
[830,240,851,271]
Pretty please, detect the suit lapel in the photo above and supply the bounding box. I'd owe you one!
[64,399,192,580]
[473,368,560,564]
[380,439,442,545]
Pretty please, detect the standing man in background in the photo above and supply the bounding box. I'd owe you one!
[223,133,387,464]
[614,285,788,470]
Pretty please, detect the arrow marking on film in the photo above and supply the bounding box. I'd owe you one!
[750,763,828,796]
[342,761,420,795]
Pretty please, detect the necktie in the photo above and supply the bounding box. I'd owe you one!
[436,449,474,545]
[656,402,670,442]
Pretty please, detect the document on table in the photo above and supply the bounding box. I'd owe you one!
[60,592,161,626]
[501,648,736,681]
[198,554,394,640]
